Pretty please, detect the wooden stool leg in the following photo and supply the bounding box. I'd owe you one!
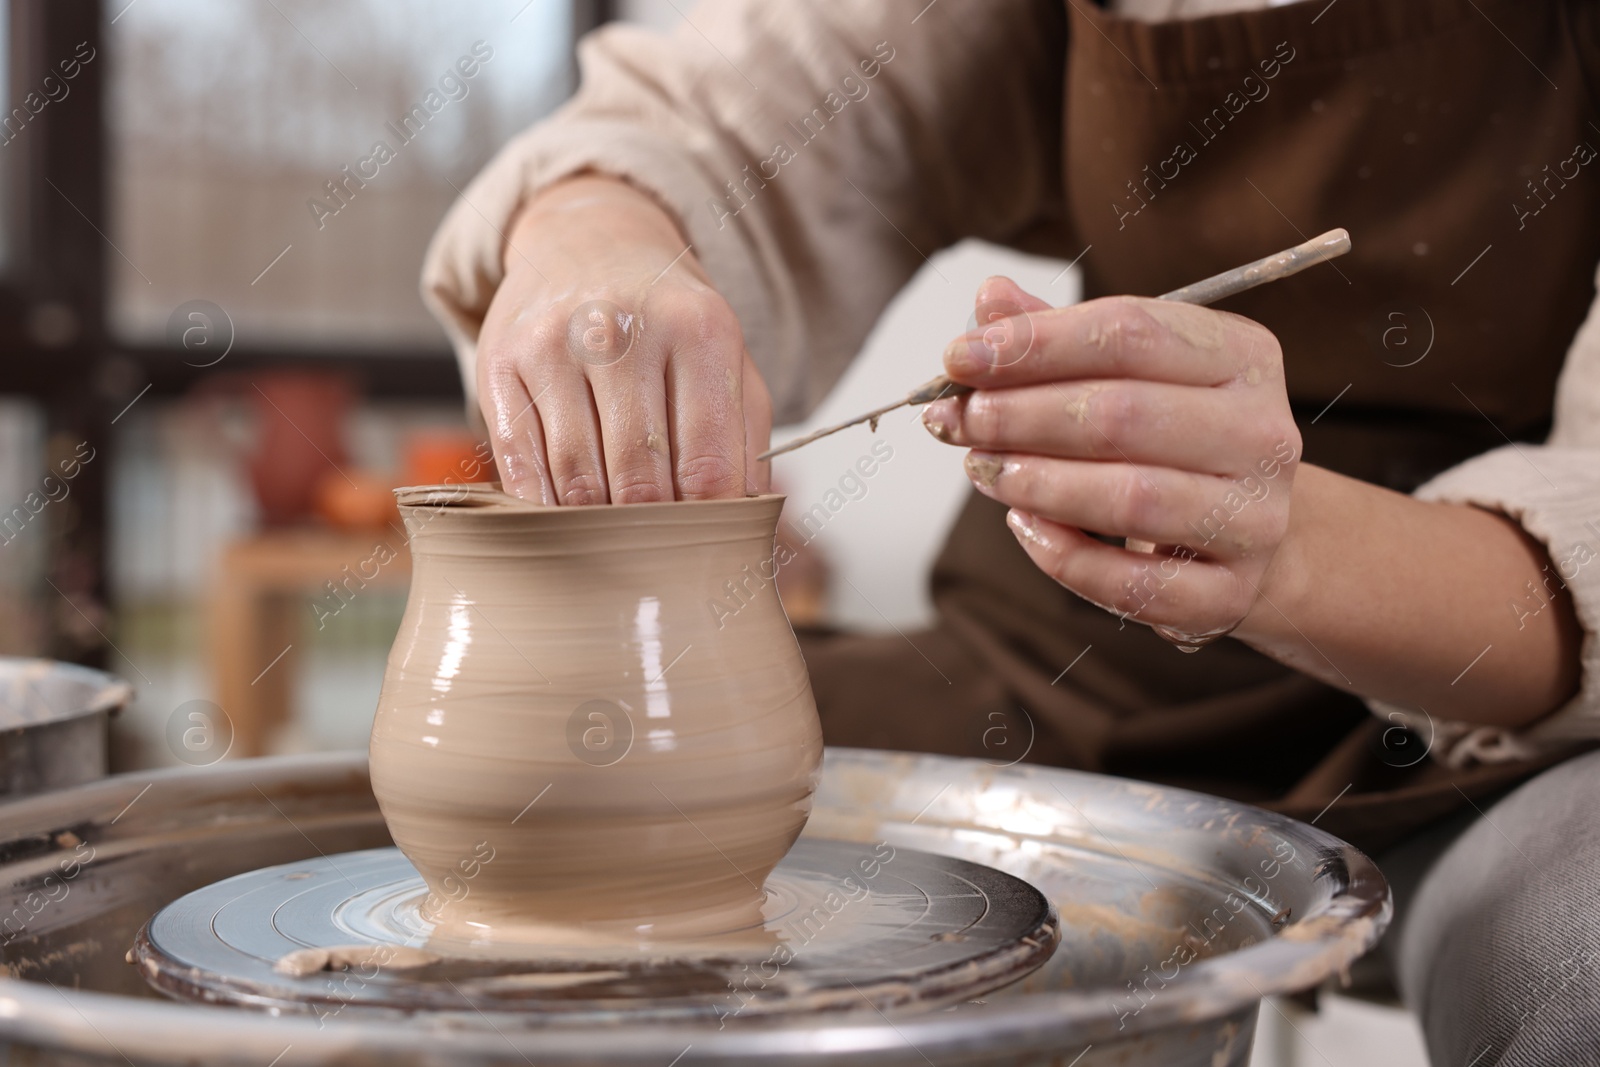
[254,592,300,749]
[208,559,261,758]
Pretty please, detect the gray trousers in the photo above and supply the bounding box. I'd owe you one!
[1382,747,1600,1067]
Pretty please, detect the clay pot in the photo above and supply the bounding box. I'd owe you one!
[245,372,352,525]
[311,469,401,531]
[370,486,823,942]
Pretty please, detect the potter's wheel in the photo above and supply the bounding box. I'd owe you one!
[132,838,1059,1022]
[0,750,1390,1066]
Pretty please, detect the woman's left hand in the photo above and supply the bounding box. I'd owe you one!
[920,277,1302,645]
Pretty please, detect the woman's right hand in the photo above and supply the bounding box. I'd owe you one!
[474,175,772,505]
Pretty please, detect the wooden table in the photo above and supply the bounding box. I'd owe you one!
[208,528,410,757]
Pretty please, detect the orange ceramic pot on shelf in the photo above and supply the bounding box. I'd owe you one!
[369,485,823,945]
[402,429,494,488]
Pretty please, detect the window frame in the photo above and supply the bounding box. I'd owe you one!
[0,0,608,664]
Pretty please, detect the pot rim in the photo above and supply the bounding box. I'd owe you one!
[394,483,785,513]
[0,656,132,727]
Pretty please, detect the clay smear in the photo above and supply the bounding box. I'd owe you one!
[276,944,440,977]
[1140,300,1224,351]
[370,489,823,943]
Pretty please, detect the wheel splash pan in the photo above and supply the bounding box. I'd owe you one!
[0,748,1388,1066]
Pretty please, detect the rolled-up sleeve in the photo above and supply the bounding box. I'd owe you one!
[421,0,1069,424]
[1375,264,1600,766]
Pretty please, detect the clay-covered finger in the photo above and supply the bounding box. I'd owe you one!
[529,363,611,506]
[588,369,674,504]
[964,452,1284,557]
[924,380,1297,477]
[1005,509,1254,634]
[566,296,673,503]
[663,302,748,500]
[943,296,1275,390]
[742,354,773,494]
[481,367,556,504]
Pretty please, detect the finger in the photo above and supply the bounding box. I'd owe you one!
[481,367,556,504]
[944,296,1274,390]
[589,363,674,505]
[964,276,1054,373]
[742,354,773,494]
[923,380,1294,476]
[567,296,672,504]
[1005,509,1254,633]
[664,305,747,500]
[964,452,1276,556]
[974,274,1053,315]
[931,277,1054,383]
[529,362,610,505]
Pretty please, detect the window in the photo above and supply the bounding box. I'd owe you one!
[106,0,574,352]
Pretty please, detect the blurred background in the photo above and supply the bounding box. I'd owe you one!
[0,4,1424,1060]
[2,0,585,766]
[0,0,1057,771]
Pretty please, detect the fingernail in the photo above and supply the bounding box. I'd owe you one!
[964,451,1003,488]
[944,336,979,374]
[921,399,956,442]
[1006,508,1044,546]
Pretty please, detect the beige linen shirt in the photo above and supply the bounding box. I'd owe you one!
[420,0,1600,766]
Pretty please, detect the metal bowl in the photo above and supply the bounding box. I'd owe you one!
[0,748,1388,1066]
[0,657,129,799]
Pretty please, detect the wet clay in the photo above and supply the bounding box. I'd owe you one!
[963,453,1004,488]
[1138,300,1224,351]
[275,945,440,977]
[370,487,824,942]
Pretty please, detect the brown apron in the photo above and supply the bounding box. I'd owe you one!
[802,0,1600,856]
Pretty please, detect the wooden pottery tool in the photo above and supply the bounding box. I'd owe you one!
[758,228,1352,461]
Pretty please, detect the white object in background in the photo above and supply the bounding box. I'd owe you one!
[613,0,688,31]
[770,239,1079,632]
[1249,994,1429,1067]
